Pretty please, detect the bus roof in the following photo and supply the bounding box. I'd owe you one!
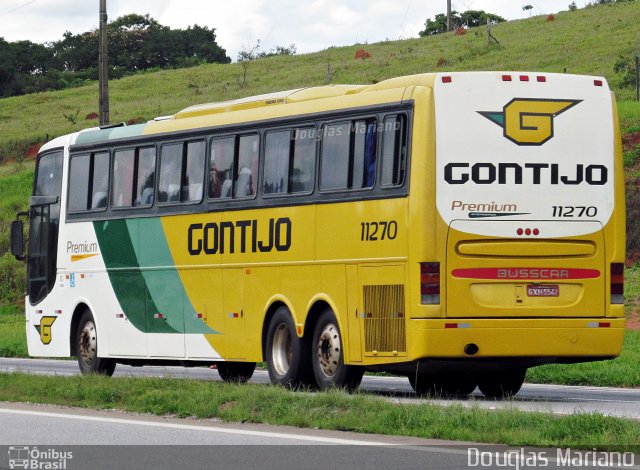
[173,73,438,119]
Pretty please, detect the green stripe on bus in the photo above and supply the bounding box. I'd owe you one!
[136,218,217,335]
[94,218,217,335]
[94,219,176,334]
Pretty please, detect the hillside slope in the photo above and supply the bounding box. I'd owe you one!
[0,1,638,163]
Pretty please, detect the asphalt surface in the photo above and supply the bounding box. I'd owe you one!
[2,403,639,470]
[2,359,640,469]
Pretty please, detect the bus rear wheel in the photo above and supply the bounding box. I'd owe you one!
[265,306,313,388]
[216,362,256,383]
[311,309,364,391]
[477,368,526,398]
[76,310,116,376]
[409,373,476,397]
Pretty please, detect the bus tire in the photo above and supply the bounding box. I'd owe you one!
[438,373,477,396]
[311,309,364,391]
[477,368,526,398]
[216,362,256,383]
[408,373,438,396]
[266,306,312,388]
[409,373,476,397]
[76,309,116,376]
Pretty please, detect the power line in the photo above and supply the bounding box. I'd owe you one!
[398,0,414,39]
[0,0,38,17]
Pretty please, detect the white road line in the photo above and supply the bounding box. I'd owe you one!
[0,408,389,446]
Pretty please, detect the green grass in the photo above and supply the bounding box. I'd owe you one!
[626,266,640,301]
[526,331,640,387]
[0,166,32,305]
[617,101,640,135]
[0,313,26,358]
[0,372,638,451]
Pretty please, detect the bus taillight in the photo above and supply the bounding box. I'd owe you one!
[611,263,624,304]
[420,262,440,305]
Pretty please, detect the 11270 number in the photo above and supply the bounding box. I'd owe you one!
[551,206,597,218]
[360,221,398,241]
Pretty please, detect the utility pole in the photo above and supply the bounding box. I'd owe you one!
[636,54,640,101]
[447,0,452,32]
[99,0,110,126]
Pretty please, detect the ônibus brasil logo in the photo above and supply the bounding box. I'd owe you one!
[478,98,581,146]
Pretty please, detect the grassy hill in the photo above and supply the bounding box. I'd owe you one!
[0,1,639,163]
[0,1,639,304]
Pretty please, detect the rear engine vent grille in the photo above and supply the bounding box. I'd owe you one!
[363,285,406,353]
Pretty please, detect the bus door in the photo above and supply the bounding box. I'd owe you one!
[222,268,247,360]
[28,151,63,305]
[139,218,186,358]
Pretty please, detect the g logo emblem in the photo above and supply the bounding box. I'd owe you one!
[35,316,57,345]
[479,98,581,146]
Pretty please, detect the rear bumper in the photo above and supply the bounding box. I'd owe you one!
[408,317,625,360]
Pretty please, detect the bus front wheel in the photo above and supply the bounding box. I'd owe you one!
[265,306,312,388]
[216,362,256,383]
[477,368,527,398]
[311,309,364,391]
[76,310,116,376]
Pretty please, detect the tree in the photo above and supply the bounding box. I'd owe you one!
[419,10,505,36]
[0,14,232,98]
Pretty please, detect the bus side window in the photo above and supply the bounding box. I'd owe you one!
[320,119,376,191]
[235,134,259,198]
[352,119,377,189]
[264,127,316,196]
[134,147,156,207]
[381,114,407,187]
[185,141,205,202]
[159,141,204,204]
[209,137,235,199]
[91,152,110,209]
[320,123,350,190]
[68,154,91,211]
[112,149,135,207]
[264,131,290,194]
[68,152,110,212]
[113,147,155,208]
[292,127,316,193]
[159,144,182,203]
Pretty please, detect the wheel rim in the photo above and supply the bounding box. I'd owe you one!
[316,323,341,378]
[272,323,292,376]
[79,320,97,368]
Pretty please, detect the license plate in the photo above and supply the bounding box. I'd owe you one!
[527,285,559,297]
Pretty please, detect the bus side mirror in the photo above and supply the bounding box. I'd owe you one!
[11,219,25,261]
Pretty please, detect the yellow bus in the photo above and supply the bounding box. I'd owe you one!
[12,72,625,397]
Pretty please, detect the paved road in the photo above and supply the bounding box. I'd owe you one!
[2,403,638,470]
[1,357,640,420]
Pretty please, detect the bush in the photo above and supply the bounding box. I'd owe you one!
[626,176,640,265]
[0,252,25,305]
